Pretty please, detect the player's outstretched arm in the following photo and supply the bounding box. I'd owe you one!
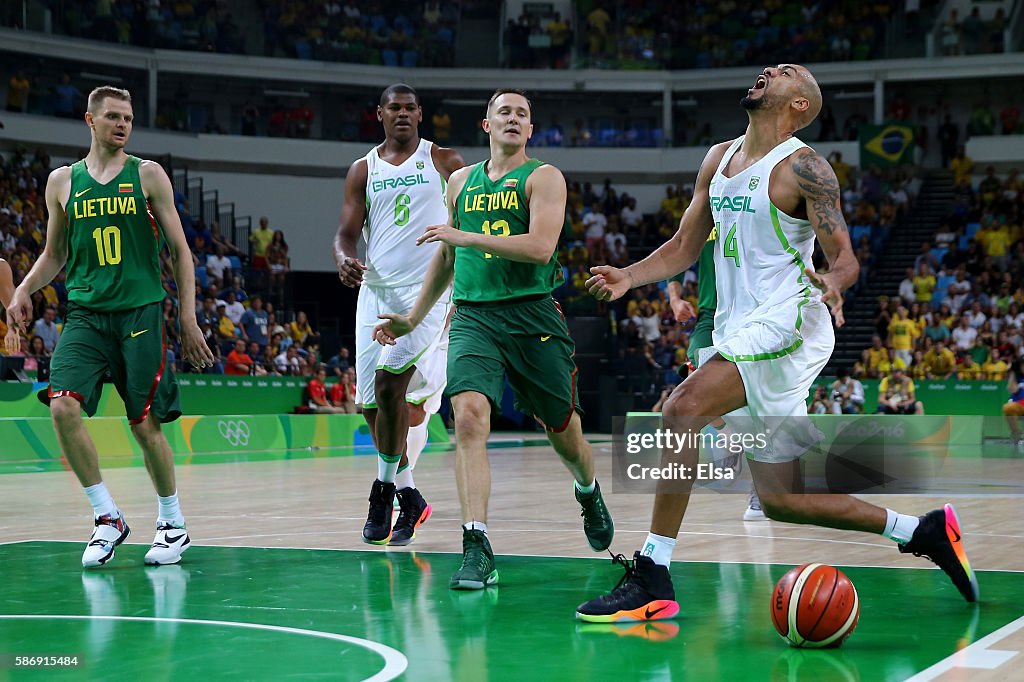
[141,160,214,369]
[791,149,859,327]
[587,141,728,302]
[334,158,368,287]
[9,167,71,331]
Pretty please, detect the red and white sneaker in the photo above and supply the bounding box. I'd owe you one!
[82,514,131,568]
[144,522,191,565]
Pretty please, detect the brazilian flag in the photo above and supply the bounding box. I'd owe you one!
[860,121,915,167]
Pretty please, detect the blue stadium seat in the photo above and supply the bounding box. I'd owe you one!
[227,255,242,272]
[851,225,872,242]
[401,50,417,68]
[295,40,313,60]
[966,222,981,238]
[959,235,970,249]
[381,49,398,66]
[930,247,948,264]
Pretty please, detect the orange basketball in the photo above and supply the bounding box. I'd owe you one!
[770,563,859,648]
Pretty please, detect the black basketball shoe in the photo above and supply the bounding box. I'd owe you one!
[576,552,680,623]
[389,487,433,546]
[362,479,397,545]
[898,503,979,602]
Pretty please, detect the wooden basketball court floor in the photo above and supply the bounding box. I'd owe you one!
[2,435,1023,681]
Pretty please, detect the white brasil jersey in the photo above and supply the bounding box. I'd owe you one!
[708,135,825,361]
[362,138,449,288]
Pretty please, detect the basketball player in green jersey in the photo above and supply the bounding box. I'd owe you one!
[7,86,214,568]
[668,236,764,520]
[374,89,614,589]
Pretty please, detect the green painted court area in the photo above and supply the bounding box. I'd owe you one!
[1,542,1021,681]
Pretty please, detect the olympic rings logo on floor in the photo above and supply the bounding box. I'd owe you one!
[217,419,251,447]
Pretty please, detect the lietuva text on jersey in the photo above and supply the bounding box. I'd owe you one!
[462,190,520,213]
[72,196,138,219]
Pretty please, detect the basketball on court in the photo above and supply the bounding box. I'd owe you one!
[770,563,860,648]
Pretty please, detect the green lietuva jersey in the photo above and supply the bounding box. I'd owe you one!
[668,225,718,313]
[452,159,565,304]
[65,156,166,312]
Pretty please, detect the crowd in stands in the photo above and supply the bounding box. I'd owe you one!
[36,0,245,53]
[17,0,1000,73]
[262,0,460,67]
[573,0,899,70]
[9,1,461,68]
[0,147,355,401]
[939,6,1011,56]
[859,162,1024,409]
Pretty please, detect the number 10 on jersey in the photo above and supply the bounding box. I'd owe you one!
[92,225,122,266]
[718,222,740,267]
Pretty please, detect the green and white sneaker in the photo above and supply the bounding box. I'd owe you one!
[576,480,614,551]
[450,529,499,590]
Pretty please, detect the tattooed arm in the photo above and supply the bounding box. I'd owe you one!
[791,148,859,326]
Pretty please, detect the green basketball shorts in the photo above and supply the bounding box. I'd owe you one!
[446,296,582,432]
[687,309,716,367]
[48,301,181,423]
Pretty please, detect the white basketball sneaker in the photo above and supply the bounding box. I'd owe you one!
[144,523,191,565]
[743,487,767,521]
[82,513,131,568]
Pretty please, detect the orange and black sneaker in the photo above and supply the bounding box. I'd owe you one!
[576,552,680,623]
[389,487,432,546]
[899,503,980,602]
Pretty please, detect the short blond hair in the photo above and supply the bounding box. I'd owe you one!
[87,86,132,114]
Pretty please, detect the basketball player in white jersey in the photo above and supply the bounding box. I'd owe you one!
[578,64,979,622]
[335,84,465,546]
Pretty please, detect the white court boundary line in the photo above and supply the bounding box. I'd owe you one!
[11,538,1024,572]
[904,614,1024,681]
[0,614,407,682]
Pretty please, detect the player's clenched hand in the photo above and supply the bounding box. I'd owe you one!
[4,327,20,355]
[586,265,633,302]
[7,287,31,332]
[670,298,697,327]
[337,256,367,288]
[374,314,414,346]
[805,268,845,328]
[417,224,469,247]
[180,321,216,369]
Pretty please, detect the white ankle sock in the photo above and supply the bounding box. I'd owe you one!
[377,453,401,483]
[406,420,428,470]
[395,464,415,491]
[574,478,596,495]
[883,509,920,544]
[157,491,185,527]
[641,532,677,568]
[84,482,117,519]
[463,521,488,534]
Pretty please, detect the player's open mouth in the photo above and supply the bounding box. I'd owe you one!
[753,75,768,90]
